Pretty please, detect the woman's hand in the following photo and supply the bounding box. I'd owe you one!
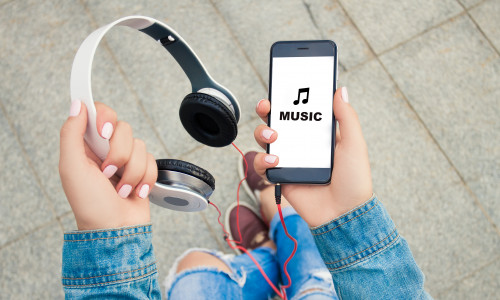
[253,87,373,227]
[59,101,157,230]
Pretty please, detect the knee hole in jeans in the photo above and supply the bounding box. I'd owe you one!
[176,251,232,274]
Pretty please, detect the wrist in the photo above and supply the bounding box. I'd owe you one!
[299,193,375,227]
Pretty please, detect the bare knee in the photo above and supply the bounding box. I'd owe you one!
[176,251,232,274]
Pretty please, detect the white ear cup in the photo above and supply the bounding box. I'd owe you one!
[149,170,212,212]
[149,183,209,212]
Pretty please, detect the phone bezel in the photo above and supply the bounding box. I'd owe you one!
[266,40,337,184]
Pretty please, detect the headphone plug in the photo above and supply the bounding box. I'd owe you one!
[275,184,282,205]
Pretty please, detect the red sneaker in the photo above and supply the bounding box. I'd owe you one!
[224,201,270,254]
[238,151,272,205]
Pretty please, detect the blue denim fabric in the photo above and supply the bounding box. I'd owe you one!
[62,224,160,299]
[269,207,338,300]
[165,207,338,300]
[311,196,432,299]
[61,196,430,299]
[165,247,279,300]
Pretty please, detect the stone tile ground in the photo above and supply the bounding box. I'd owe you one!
[0,0,498,298]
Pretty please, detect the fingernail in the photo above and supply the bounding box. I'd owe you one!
[264,155,277,164]
[101,122,114,139]
[102,165,118,178]
[138,184,150,199]
[69,100,81,117]
[256,99,264,111]
[262,129,275,140]
[341,87,349,103]
[118,184,132,198]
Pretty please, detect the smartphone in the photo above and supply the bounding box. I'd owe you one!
[266,40,337,184]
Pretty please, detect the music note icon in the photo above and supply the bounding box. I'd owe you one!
[293,87,310,105]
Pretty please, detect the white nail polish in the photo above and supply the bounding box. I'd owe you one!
[102,165,118,178]
[69,100,81,117]
[101,122,114,139]
[341,87,349,103]
[262,129,274,140]
[264,155,277,164]
[256,99,264,110]
[138,184,150,199]
[118,184,132,198]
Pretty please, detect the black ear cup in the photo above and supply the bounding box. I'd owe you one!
[179,93,238,147]
[156,159,215,190]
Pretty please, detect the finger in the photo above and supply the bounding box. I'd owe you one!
[253,152,279,178]
[116,139,147,198]
[94,102,117,139]
[101,121,133,178]
[256,99,270,123]
[333,87,365,146]
[135,153,158,199]
[254,124,278,150]
[60,101,88,173]
[335,121,341,145]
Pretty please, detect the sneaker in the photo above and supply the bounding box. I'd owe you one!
[238,151,273,206]
[224,201,271,254]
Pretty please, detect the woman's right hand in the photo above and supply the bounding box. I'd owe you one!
[59,101,157,230]
[252,87,373,227]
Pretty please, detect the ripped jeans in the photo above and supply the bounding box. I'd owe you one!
[165,207,339,300]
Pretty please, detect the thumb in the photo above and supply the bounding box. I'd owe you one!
[59,100,89,167]
[333,87,365,145]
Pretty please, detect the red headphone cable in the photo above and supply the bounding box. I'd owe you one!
[209,143,298,300]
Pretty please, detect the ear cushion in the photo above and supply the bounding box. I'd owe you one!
[179,93,238,147]
[156,159,215,190]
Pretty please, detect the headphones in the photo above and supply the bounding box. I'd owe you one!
[70,16,241,212]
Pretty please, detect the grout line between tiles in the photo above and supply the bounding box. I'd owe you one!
[0,219,60,251]
[376,10,467,56]
[301,0,347,72]
[0,99,64,232]
[335,0,500,235]
[208,0,268,91]
[437,254,500,297]
[459,0,500,56]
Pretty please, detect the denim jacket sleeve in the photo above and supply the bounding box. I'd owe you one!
[311,196,432,299]
[62,224,161,299]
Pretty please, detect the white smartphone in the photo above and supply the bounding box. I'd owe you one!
[266,40,337,184]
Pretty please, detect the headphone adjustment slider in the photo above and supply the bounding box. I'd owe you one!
[160,35,176,46]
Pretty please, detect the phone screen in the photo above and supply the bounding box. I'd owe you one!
[269,56,334,168]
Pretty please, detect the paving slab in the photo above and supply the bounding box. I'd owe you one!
[84,0,267,158]
[470,0,500,51]
[0,110,55,248]
[338,0,463,54]
[340,59,500,295]
[380,15,500,226]
[303,0,373,70]
[440,257,500,299]
[212,0,323,82]
[0,221,64,299]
